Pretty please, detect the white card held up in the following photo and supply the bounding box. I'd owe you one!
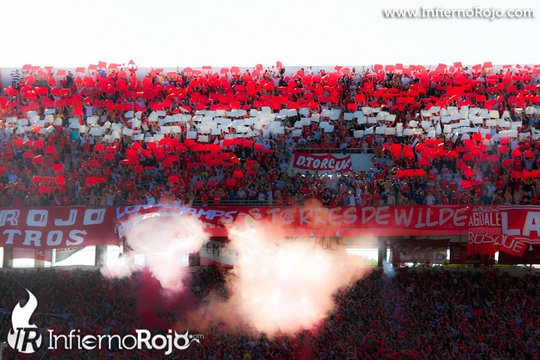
[489,110,500,119]
[198,135,209,143]
[511,121,522,129]
[148,112,159,122]
[375,126,386,135]
[299,108,310,116]
[403,129,414,136]
[329,108,341,120]
[89,127,102,136]
[160,126,171,134]
[354,130,364,138]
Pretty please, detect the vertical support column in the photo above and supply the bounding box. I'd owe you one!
[95,245,106,267]
[2,248,11,268]
[0,341,6,360]
[377,238,386,268]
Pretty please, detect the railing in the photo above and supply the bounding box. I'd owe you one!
[192,199,279,207]
[293,147,374,154]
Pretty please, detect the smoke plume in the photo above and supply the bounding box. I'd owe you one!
[101,212,207,293]
[221,222,370,336]
[102,209,371,337]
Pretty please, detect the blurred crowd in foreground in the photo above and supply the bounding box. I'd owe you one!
[0,267,538,359]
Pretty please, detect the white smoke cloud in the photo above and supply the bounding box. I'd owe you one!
[102,209,371,336]
[225,223,371,336]
[101,212,207,292]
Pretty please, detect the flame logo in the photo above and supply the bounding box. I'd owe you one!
[174,330,201,350]
[7,289,42,353]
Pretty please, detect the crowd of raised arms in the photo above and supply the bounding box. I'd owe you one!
[1,62,540,207]
[0,268,538,359]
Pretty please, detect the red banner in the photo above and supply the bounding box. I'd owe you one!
[449,242,494,265]
[467,206,528,257]
[115,205,469,237]
[0,205,537,258]
[0,207,117,249]
[500,206,540,245]
[292,153,352,172]
[498,245,540,264]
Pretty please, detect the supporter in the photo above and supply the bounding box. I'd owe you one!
[0,63,540,206]
[0,268,537,359]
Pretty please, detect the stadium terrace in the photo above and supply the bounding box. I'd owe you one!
[0,62,539,359]
[0,62,539,258]
[0,62,539,209]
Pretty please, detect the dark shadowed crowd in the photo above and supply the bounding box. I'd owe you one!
[0,267,538,359]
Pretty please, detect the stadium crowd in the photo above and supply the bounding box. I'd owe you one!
[0,267,538,359]
[1,63,540,207]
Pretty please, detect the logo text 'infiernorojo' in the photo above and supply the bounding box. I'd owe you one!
[7,289,203,355]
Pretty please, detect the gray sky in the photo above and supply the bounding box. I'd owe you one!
[1,0,538,67]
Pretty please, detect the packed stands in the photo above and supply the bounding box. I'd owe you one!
[1,63,539,360]
[1,62,540,207]
[0,267,538,359]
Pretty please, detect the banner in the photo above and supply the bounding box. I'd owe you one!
[449,242,494,265]
[391,240,448,264]
[292,153,352,172]
[498,245,540,264]
[0,207,117,250]
[0,205,537,258]
[55,247,83,262]
[115,205,469,237]
[199,240,237,267]
[499,206,540,245]
[467,206,528,257]
[10,248,52,262]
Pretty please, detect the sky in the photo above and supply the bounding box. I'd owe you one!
[1,0,539,68]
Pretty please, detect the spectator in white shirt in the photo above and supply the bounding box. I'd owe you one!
[146,195,156,205]
[425,192,435,206]
[347,193,356,206]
